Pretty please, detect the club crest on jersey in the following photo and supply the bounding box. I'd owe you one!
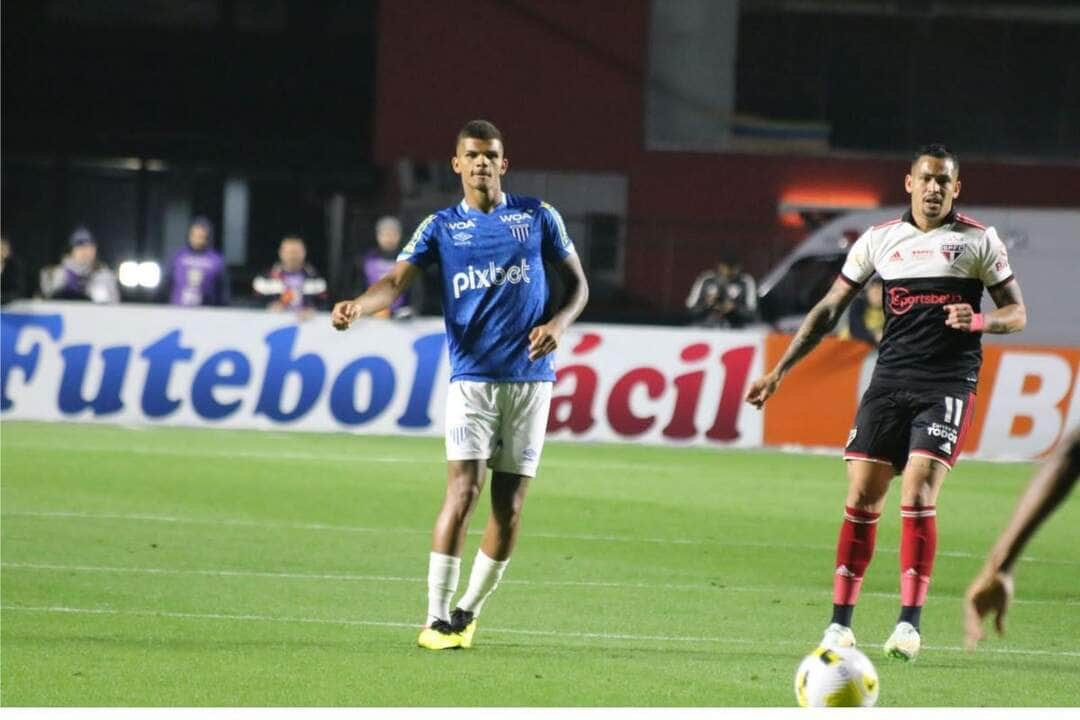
[940,241,966,263]
[509,224,530,243]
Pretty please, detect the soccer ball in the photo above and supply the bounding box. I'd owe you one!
[794,645,880,707]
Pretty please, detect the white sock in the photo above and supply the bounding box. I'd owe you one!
[457,549,510,617]
[426,552,460,625]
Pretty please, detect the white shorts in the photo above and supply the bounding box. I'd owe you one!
[444,380,552,477]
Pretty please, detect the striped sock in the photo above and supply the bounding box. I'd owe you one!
[899,504,937,625]
[831,505,881,626]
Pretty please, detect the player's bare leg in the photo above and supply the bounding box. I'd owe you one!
[453,472,531,647]
[480,471,530,561]
[824,460,894,648]
[883,455,948,660]
[419,459,485,649]
[432,460,487,556]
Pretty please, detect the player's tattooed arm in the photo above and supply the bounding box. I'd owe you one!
[331,261,420,330]
[944,279,1027,334]
[985,279,1027,333]
[745,277,859,408]
[529,252,589,361]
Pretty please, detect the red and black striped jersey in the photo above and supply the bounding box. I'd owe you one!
[840,209,1014,388]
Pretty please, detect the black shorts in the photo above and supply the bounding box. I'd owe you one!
[843,381,976,474]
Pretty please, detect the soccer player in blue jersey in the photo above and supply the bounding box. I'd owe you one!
[331,120,589,650]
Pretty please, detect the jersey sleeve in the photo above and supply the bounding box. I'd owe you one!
[397,214,440,268]
[838,229,875,287]
[975,226,1014,289]
[539,201,576,263]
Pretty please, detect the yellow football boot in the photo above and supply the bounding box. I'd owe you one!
[417,619,461,650]
[450,608,477,649]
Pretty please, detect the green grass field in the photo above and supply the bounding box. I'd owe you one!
[1,420,1078,706]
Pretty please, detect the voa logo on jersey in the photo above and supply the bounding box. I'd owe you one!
[452,259,531,298]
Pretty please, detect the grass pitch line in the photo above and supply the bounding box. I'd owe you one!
[2,604,1078,659]
[1,441,683,473]
[5,561,1078,607]
[6,509,1079,567]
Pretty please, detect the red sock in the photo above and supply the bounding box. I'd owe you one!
[832,506,880,605]
[900,505,937,607]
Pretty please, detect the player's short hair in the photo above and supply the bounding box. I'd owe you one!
[912,143,959,173]
[280,234,305,246]
[456,119,504,151]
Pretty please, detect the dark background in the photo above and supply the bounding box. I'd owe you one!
[3,0,1079,318]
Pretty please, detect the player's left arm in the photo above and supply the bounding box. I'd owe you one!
[529,252,589,361]
[944,279,1026,334]
[946,227,1026,334]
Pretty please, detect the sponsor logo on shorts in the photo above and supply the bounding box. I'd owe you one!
[939,441,953,454]
[926,422,958,443]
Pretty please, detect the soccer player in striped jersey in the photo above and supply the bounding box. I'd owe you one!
[745,144,1027,661]
[332,120,589,650]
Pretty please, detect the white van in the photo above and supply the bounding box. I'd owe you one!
[757,206,1080,346]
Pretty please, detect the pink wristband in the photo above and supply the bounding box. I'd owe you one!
[969,313,986,332]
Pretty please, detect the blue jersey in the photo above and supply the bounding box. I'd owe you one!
[398,193,576,383]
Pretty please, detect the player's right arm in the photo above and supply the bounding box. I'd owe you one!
[745,277,862,408]
[331,261,421,330]
[746,230,874,409]
[332,214,438,331]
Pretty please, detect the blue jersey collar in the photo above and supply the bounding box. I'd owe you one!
[459,192,508,215]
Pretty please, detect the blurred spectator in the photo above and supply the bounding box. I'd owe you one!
[39,226,120,304]
[164,216,229,307]
[1,234,31,305]
[844,277,885,346]
[252,235,328,316]
[355,215,421,318]
[686,260,757,328]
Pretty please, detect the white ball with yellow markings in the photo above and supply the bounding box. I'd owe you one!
[794,645,880,707]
